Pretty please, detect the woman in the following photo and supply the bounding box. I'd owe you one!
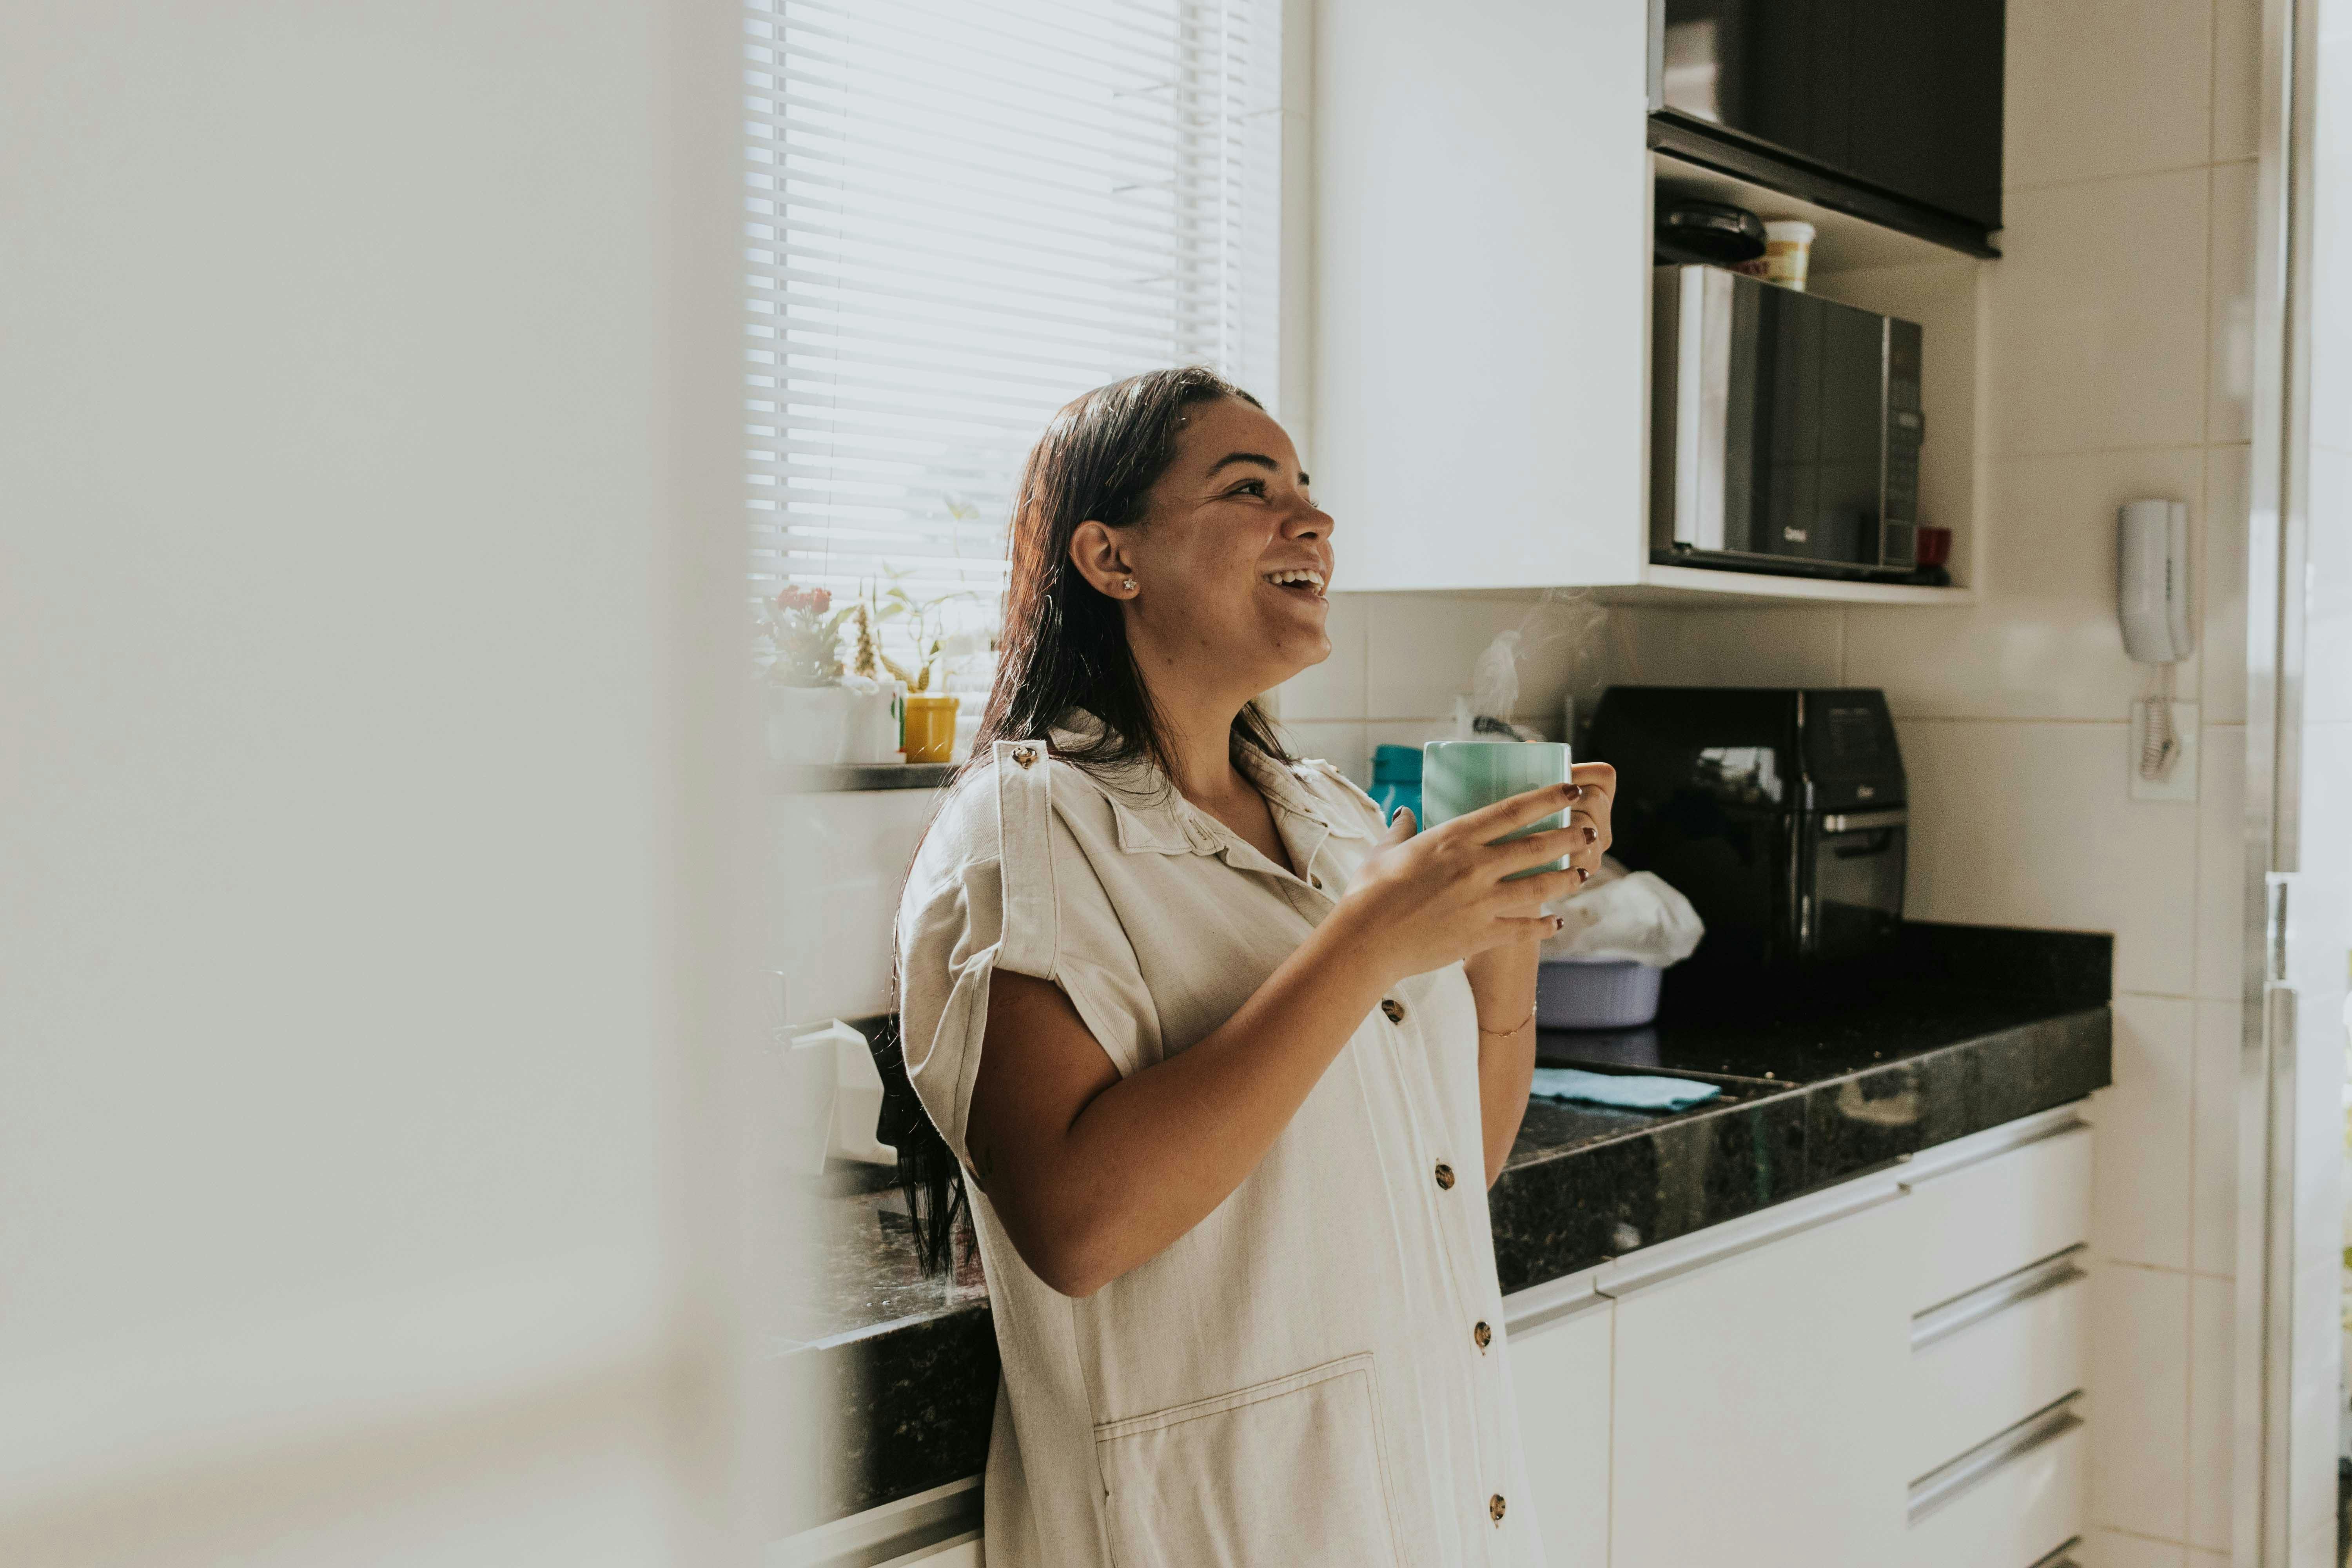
[897,367,1613,1566]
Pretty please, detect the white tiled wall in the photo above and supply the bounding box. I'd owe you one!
[1272,590,1608,786]
[1586,2,2265,1552]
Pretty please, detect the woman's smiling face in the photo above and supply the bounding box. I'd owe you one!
[1070,396,1335,699]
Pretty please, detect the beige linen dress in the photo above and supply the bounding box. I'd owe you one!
[897,730,1544,1567]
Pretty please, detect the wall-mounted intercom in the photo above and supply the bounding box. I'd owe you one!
[2118,498,2197,798]
[2119,498,2194,664]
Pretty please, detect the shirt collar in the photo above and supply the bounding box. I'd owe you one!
[1045,712,1354,858]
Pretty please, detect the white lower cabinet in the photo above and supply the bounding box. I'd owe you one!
[1904,1255,2088,1483]
[1902,1116,2094,1312]
[1898,1109,2094,1567]
[1498,1103,2095,1568]
[1603,1185,1914,1568]
[1508,1290,1614,1568]
[1907,1402,2086,1568]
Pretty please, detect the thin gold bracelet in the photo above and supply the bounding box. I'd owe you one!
[1475,1007,1536,1038]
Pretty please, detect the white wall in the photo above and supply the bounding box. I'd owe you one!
[1274,591,1602,778]
[0,2,777,1561]
[1583,4,2267,1559]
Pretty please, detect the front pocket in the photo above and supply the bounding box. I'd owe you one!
[1093,1352,1405,1568]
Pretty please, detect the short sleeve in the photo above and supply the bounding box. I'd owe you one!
[895,747,1156,1168]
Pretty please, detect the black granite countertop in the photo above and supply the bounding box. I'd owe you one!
[782,921,2112,1531]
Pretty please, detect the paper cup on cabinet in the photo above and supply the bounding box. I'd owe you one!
[1420,740,1574,878]
[1762,220,1815,291]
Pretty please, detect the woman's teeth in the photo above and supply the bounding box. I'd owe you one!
[1262,568,1326,594]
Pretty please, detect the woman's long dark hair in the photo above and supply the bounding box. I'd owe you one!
[886,366,1294,1272]
[972,365,1293,784]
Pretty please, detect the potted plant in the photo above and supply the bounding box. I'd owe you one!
[758,584,898,765]
[859,573,976,764]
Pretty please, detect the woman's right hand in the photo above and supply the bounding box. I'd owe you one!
[1329,782,1589,984]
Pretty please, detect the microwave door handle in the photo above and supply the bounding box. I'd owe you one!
[1819,808,1908,833]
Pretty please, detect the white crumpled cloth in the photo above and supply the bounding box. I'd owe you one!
[1542,856,1704,967]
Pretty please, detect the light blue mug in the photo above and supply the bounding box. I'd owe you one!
[1420,741,1574,878]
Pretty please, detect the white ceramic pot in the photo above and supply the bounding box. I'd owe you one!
[768,681,902,766]
[840,679,904,764]
[768,684,853,764]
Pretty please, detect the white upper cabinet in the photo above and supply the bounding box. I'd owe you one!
[1313,0,1651,593]
[1311,4,1984,606]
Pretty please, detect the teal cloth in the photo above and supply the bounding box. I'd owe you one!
[1529,1067,1722,1112]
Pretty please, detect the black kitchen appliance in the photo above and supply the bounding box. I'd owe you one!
[1651,0,2005,246]
[1588,686,1907,970]
[1650,264,1924,581]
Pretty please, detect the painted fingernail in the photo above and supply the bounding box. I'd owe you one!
[1583,825,1597,844]
[1552,916,1566,932]
[1577,866,1591,883]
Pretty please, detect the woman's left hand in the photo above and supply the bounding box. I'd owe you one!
[1463,760,1616,1185]
[1563,762,1616,887]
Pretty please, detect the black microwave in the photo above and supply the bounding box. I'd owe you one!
[1649,265,1923,581]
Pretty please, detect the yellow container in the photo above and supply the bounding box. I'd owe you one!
[902,693,959,764]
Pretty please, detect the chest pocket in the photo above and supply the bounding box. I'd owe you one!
[1092,1352,1406,1568]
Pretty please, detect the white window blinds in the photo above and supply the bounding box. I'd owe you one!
[744,0,1284,659]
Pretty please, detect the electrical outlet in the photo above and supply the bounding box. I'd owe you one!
[2129,699,2200,802]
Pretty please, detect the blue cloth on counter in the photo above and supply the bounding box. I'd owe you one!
[1528,1067,1723,1112]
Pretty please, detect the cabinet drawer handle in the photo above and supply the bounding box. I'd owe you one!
[1907,1392,2083,1523]
[1910,1244,2086,1351]
[1503,1271,1609,1336]
[2028,1540,2084,1568]
[1593,1176,1903,1299]
[1898,1106,2087,1191]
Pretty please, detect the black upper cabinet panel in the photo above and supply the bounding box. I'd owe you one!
[1846,2,2004,226]
[1657,0,2004,232]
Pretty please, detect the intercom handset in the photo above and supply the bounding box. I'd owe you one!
[2118,499,2195,789]
[2118,498,2194,664]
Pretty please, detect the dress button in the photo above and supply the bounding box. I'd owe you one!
[1434,1161,1456,1191]
[1310,874,1323,889]
[1473,1320,1492,1352]
[1489,1493,1507,1524]
[1381,997,1406,1024]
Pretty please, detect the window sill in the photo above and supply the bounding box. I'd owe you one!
[782,762,955,793]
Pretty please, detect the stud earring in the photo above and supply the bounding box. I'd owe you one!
[1120,578,1137,593]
